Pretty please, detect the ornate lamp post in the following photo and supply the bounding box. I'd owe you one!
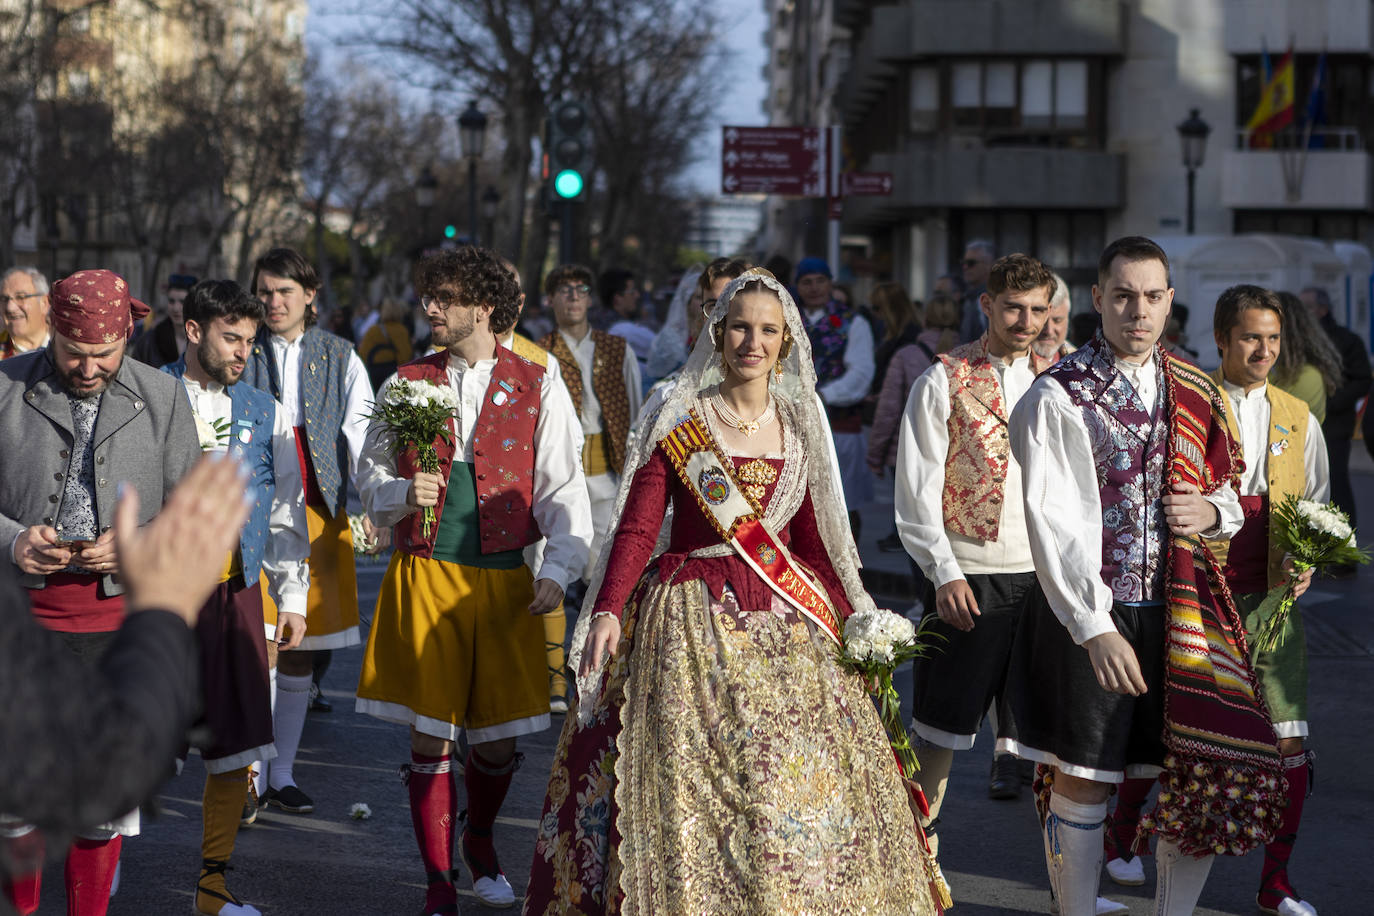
[1177,108,1212,235]
[457,101,488,244]
[414,164,438,242]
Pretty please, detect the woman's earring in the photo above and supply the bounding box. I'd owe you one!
[773,361,783,381]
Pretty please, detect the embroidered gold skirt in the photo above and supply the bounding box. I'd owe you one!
[526,570,933,916]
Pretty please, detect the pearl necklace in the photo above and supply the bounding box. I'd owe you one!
[711,392,775,437]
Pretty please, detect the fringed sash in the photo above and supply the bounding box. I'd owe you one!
[1145,354,1285,856]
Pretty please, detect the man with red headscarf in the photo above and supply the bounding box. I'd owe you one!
[0,268,201,916]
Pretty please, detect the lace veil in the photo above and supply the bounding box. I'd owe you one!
[644,264,703,380]
[570,268,874,718]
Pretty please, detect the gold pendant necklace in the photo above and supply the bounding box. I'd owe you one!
[711,392,774,437]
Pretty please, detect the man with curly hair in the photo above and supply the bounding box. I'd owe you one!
[355,247,592,913]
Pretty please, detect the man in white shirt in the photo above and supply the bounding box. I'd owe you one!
[1104,285,1330,916]
[1032,272,1075,364]
[895,253,1054,852]
[539,263,642,579]
[356,247,591,913]
[794,256,875,539]
[0,266,51,359]
[241,248,381,817]
[1003,237,1276,916]
[169,279,311,916]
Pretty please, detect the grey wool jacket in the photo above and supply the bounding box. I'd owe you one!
[0,348,201,595]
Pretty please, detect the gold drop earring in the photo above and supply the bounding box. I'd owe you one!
[773,361,783,381]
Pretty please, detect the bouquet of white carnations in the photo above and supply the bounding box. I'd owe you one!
[836,606,938,779]
[193,413,231,452]
[364,378,460,538]
[347,513,373,555]
[1251,494,1369,653]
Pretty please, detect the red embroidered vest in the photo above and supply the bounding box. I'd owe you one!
[392,348,544,558]
[541,329,630,474]
[937,338,1051,541]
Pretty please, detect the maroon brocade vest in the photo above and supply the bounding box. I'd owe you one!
[392,349,544,558]
[1045,336,1170,602]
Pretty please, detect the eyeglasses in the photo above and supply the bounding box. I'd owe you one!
[554,284,591,299]
[1,292,43,305]
[420,292,462,311]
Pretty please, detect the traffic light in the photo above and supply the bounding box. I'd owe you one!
[546,99,591,201]
[444,224,457,240]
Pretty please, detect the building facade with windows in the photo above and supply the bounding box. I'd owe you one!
[763,0,1374,310]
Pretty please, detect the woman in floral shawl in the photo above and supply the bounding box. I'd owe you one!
[523,269,937,916]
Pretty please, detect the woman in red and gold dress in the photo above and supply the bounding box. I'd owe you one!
[523,269,938,916]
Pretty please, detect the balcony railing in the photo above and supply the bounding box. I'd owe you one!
[1233,126,1363,151]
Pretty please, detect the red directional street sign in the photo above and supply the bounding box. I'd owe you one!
[843,172,894,196]
[721,126,828,197]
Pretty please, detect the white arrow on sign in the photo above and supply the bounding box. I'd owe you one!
[723,174,739,191]
[724,150,740,167]
[882,175,892,192]
[724,127,739,145]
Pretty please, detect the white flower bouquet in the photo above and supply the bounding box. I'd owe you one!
[348,513,373,555]
[836,607,938,779]
[193,413,231,452]
[365,378,460,538]
[1251,494,1369,653]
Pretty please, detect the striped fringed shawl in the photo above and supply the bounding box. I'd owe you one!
[1140,352,1286,857]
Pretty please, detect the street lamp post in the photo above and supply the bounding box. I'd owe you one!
[481,185,501,248]
[415,164,438,243]
[458,101,488,245]
[1176,108,1212,235]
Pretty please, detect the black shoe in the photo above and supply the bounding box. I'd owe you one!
[308,681,332,713]
[878,531,905,553]
[265,784,314,814]
[988,754,1021,800]
[1018,757,1036,785]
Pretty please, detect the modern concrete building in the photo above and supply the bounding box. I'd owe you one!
[762,0,1374,310]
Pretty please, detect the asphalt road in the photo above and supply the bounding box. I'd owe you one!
[30,458,1374,915]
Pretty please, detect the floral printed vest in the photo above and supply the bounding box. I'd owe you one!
[804,300,853,385]
[391,349,544,558]
[1046,335,1170,602]
[938,337,1053,541]
[541,329,630,475]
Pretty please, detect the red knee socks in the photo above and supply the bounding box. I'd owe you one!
[1105,775,1153,861]
[406,752,456,913]
[1258,752,1311,907]
[65,835,122,916]
[461,748,518,876]
[2,828,44,914]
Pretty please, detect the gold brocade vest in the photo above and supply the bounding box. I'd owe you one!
[541,329,630,475]
[937,339,1048,541]
[1207,371,1310,587]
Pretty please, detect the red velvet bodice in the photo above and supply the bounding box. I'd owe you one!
[591,446,855,620]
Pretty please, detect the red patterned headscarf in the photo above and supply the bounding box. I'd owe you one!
[50,270,150,344]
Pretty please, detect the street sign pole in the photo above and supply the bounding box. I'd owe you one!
[827,125,841,274]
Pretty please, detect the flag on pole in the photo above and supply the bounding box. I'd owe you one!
[1304,50,1328,148]
[1247,46,1295,147]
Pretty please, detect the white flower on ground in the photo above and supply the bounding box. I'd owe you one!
[349,802,371,820]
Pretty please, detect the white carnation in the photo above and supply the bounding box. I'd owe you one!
[1297,499,1353,540]
[843,607,914,664]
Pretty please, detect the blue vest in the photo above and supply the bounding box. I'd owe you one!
[162,361,277,588]
[240,326,357,517]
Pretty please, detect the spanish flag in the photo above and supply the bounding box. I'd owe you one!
[1248,47,1295,147]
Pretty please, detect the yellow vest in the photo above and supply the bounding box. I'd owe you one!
[1208,370,1309,587]
[507,332,551,369]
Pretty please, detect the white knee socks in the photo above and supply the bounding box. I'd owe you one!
[269,673,312,792]
[1155,837,1214,916]
[1043,792,1107,916]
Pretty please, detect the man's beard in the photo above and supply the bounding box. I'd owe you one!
[432,313,474,349]
[1032,338,1059,360]
[198,344,244,387]
[57,357,122,399]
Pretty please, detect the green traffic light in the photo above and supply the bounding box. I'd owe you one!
[553,169,584,199]
[444,225,457,239]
